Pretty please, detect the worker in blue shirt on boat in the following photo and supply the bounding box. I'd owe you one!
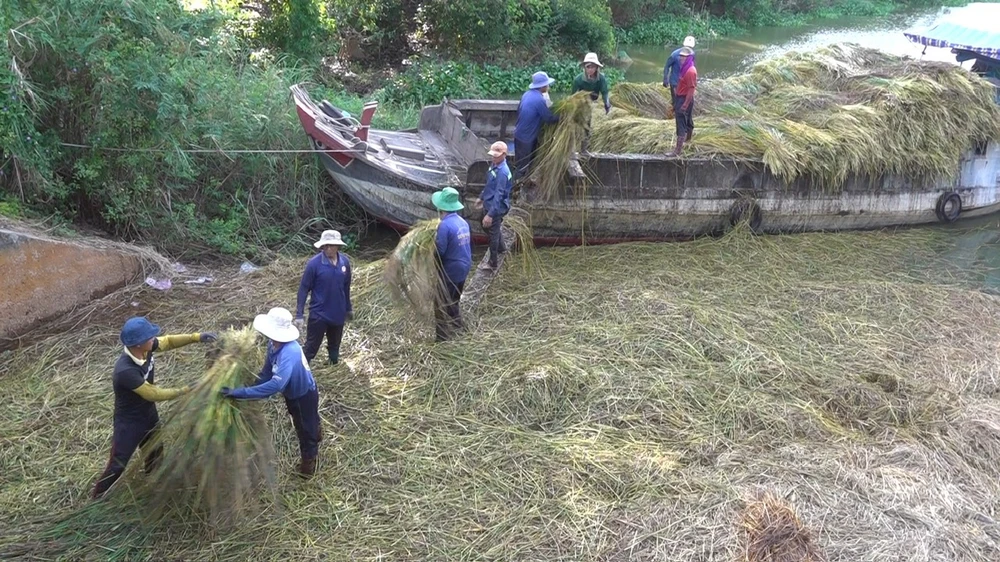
[513,71,560,182]
[295,230,353,366]
[223,307,322,478]
[476,141,514,271]
[432,187,472,341]
[663,36,697,104]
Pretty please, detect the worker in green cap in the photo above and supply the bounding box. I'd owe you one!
[432,186,472,341]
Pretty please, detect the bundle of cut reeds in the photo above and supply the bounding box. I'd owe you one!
[532,92,593,203]
[738,491,827,562]
[383,218,447,320]
[142,327,277,527]
[610,82,673,119]
[592,43,1000,190]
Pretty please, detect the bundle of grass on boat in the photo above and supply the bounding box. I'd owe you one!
[592,43,1000,189]
[142,327,276,527]
[383,218,447,321]
[609,82,673,119]
[532,92,592,203]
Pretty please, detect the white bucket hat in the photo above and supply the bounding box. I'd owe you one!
[683,36,696,48]
[253,307,299,343]
[582,52,603,67]
[314,229,347,248]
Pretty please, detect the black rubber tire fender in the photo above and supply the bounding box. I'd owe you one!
[935,192,962,222]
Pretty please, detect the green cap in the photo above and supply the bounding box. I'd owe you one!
[432,187,464,212]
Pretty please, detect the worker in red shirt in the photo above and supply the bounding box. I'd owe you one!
[667,47,697,157]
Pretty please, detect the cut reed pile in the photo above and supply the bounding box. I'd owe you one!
[533,92,593,202]
[738,490,827,562]
[608,82,672,119]
[4,225,1000,560]
[383,218,446,321]
[596,43,1000,189]
[143,327,277,528]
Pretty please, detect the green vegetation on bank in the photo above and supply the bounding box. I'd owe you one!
[381,58,625,106]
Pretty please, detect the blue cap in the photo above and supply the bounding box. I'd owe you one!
[120,317,161,347]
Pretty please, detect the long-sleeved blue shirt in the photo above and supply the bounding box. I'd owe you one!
[480,160,513,219]
[228,340,316,401]
[663,48,696,87]
[296,252,352,325]
[435,212,472,285]
[513,89,559,144]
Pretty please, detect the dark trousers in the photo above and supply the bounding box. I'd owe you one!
[435,276,465,341]
[482,214,506,267]
[674,95,694,138]
[92,417,162,498]
[669,85,677,105]
[513,138,538,181]
[285,388,321,459]
[304,316,344,364]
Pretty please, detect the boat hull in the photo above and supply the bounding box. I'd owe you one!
[317,145,1000,245]
[295,89,1000,245]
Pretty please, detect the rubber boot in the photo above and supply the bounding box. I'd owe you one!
[685,130,692,142]
[298,456,316,479]
[666,137,685,157]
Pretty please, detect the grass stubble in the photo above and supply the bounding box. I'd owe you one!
[1,224,1000,560]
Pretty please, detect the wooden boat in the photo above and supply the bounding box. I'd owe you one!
[291,84,1000,245]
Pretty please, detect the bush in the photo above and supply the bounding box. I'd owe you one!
[608,0,685,27]
[329,0,414,63]
[552,0,617,55]
[0,0,344,258]
[417,0,554,58]
[250,0,337,60]
[617,12,743,45]
[380,58,626,106]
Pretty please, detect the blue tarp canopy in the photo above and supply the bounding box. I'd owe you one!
[904,3,1000,59]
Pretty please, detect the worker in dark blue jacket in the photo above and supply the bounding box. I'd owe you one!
[295,230,352,365]
[91,317,217,498]
[431,187,472,341]
[477,141,513,270]
[513,71,559,181]
[223,307,321,478]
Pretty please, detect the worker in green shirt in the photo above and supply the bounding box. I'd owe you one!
[572,52,611,114]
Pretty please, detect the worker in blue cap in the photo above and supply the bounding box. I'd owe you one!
[91,317,217,498]
[513,71,560,181]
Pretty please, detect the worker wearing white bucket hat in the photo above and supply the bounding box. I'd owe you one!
[572,52,611,115]
[663,36,697,104]
[295,229,353,366]
[223,307,322,478]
